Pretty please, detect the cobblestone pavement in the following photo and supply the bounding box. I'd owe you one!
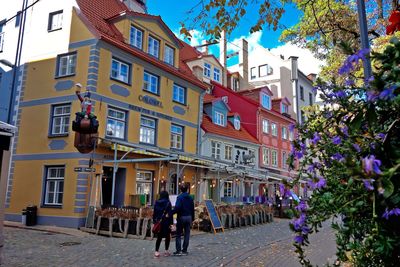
[3,218,336,267]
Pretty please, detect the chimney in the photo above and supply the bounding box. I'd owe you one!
[239,39,248,83]
[121,0,147,13]
[289,56,298,81]
[307,73,317,82]
[202,40,209,54]
[219,30,227,86]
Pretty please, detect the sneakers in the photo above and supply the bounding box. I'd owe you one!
[164,251,171,257]
[173,251,182,256]
[154,251,160,258]
[181,251,189,256]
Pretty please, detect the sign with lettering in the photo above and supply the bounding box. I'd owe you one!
[204,199,224,234]
[74,167,96,172]
[139,95,163,108]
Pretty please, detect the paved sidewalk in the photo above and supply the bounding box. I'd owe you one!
[2,218,336,267]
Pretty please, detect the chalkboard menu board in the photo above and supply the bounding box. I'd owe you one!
[204,199,224,233]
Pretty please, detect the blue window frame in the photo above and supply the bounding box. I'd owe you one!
[143,71,159,95]
[173,83,186,105]
[261,93,271,109]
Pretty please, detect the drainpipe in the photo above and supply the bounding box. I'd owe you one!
[197,89,207,155]
[111,143,117,205]
[356,0,372,80]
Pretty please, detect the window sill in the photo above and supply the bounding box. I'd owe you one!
[48,134,69,138]
[172,100,187,106]
[48,27,62,33]
[170,147,184,152]
[139,142,156,147]
[41,204,62,209]
[142,89,160,97]
[110,77,131,86]
[55,74,76,79]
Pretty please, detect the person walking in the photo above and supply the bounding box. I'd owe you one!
[172,184,194,256]
[153,191,173,258]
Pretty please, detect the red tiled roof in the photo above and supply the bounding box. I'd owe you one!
[201,115,259,144]
[76,0,207,90]
[179,41,224,69]
[203,94,218,103]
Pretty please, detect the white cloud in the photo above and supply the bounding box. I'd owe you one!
[228,31,263,53]
[174,28,204,47]
[270,43,324,75]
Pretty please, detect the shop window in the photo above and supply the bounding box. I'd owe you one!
[224,181,233,197]
[136,171,153,205]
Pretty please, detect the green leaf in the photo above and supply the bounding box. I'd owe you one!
[382,179,394,199]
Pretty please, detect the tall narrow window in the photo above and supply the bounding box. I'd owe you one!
[224,181,233,197]
[148,36,160,58]
[170,124,183,150]
[15,12,21,27]
[213,68,221,82]
[215,112,225,126]
[140,117,156,144]
[225,144,233,161]
[309,92,313,105]
[106,107,126,139]
[262,119,269,134]
[164,45,174,65]
[111,58,130,84]
[271,123,278,136]
[44,166,64,206]
[143,71,159,95]
[282,151,287,169]
[51,104,70,135]
[48,10,63,31]
[56,52,77,77]
[262,148,270,165]
[271,150,278,167]
[300,86,304,100]
[281,103,289,114]
[172,84,186,104]
[211,141,221,159]
[282,127,287,140]
[261,93,271,109]
[204,62,211,78]
[130,25,143,49]
[250,67,256,79]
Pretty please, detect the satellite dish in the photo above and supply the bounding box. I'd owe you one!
[234,118,240,130]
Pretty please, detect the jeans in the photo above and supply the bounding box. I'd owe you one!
[175,215,192,252]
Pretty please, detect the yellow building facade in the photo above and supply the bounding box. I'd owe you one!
[5,5,207,228]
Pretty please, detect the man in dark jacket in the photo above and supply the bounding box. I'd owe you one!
[172,184,194,256]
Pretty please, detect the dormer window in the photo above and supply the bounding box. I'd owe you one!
[148,36,160,58]
[215,111,225,126]
[130,25,143,49]
[281,103,289,114]
[214,67,221,82]
[233,117,240,130]
[261,93,271,110]
[204,62,211,78]
[164,45,174,65]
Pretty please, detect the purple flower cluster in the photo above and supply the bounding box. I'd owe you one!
[353,143,361,153]
[291,142,306,160]
[332,153,345,162]
[379,85,397,100]
[279,183,291,198]
[382,208,400,220]
[331,136,342,145]
[310,132,321,145]
[362,155,382,175]
[308,176,327,190]
[338,49,370,75]
[340,126,349,137]
[367,90,379,102]
[292,201,310,244]
[363,179,375,191]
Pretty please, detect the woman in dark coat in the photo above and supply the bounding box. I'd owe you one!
[153,191,173,257]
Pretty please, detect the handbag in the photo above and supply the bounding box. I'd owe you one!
[152,203,170,234]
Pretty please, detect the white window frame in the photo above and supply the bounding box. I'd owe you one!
[0,32,4,52]
[140,116,156,144]
[56,52,77,77]
[262,147,270,166]
[136,171,153,204]
[271,150,278,167]
[282,151,287,169]
[130,25,143,49]
[225,144,233,161]
[204,62,211,78]
[213,67,221,82]
[259,64,273,77]
[282,126,287,140]
[48,10,63,31]
[106,107,126,139]
[261,93,271,110]
[271,123,278,136]
[143,71,159,95]
[44,166,64,206]
[281,103,289,114]
[164,44,174,65]
[224,181,233,197]
[171,124,183,150]
[173,83,186,104]
[215,112,225,126]
[51,104,70,135]
[289,129,294,141]
[262,119,269,134]
[211,141,221,159]
[148,35,160,58]
[250,67,256,79]
[111,58,130,84]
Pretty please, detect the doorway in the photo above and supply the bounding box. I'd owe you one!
[102,166,126,207]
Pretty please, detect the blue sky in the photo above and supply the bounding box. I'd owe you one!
[147,1,301,49]
[147,1,322,74]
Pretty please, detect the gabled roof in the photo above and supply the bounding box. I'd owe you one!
[201,115,259,144]
[239,86,274,96]
[76,0,207,90]
[272,97,291,106]
[180,41,224,69]
[203,94,230,111]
